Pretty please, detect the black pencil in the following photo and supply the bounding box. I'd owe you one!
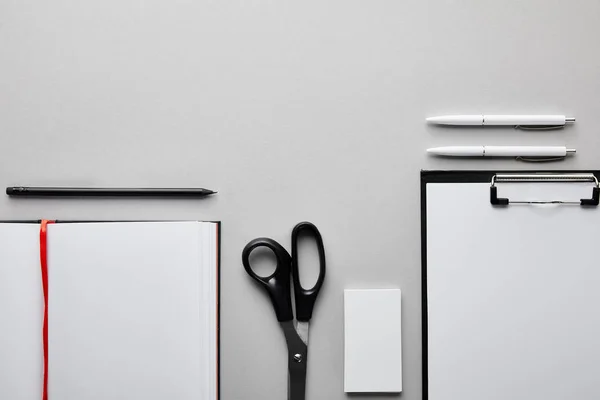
[6,187,217,198]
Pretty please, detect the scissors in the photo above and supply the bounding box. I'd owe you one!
[242,221,326,400]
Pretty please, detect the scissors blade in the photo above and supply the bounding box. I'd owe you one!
[296,321,309,346]
[280,321,308,400]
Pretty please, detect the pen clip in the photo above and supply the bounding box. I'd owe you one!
[514,125,565,131]
[515,156,566,162]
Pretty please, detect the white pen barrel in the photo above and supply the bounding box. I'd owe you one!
[427,146,485,156]
[484,146,566,157]
[427,115,483,125]
[483,115,566,126]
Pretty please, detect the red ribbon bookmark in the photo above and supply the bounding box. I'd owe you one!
[40,220,54,400]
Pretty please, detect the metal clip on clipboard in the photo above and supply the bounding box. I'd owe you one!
[490,173,600,206]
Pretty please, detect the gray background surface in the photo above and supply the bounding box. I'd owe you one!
[1,1,598,399]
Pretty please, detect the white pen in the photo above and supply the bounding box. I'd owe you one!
[427,146,576,158]
[426,115,575,127]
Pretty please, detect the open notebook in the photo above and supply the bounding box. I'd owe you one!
[0,221,219,400]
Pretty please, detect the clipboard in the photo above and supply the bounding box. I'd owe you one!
[421,170,600,400]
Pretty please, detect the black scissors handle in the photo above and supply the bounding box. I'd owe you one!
[291,222,326,322]
[242,237,294,322]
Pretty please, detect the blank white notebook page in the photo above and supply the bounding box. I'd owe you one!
[426,182,600,400]
[344,289,402,393]
[47,221,218,400]
[0,223,43,400]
